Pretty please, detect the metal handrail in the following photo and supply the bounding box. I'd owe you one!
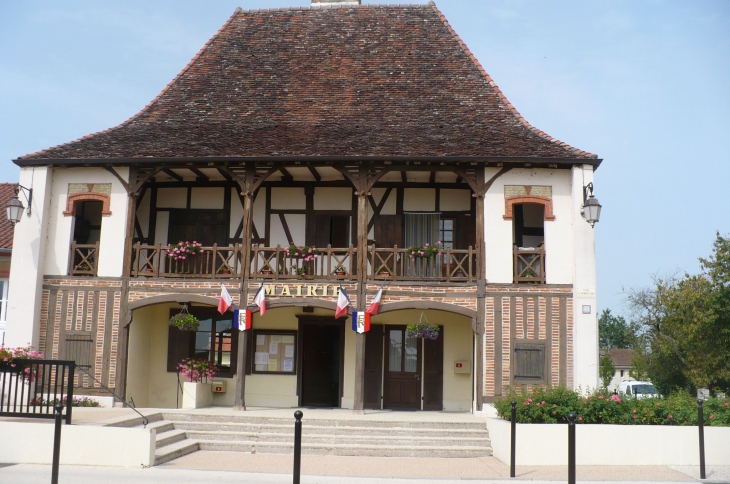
[74,366,149,428]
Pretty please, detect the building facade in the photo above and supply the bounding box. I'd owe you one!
[6,1,601,412]
[0,183,17,344]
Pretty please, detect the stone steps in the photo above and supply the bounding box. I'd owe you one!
[127,412,491,465]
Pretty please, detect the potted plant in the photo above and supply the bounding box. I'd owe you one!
[296,267,308,276]
[334,265,347,276]
[285,242,318,262]
[165,241,204,261]
[261,267,273,275]
[177,358,217,409]
[375,266,391,276]
[75,261,92,272]
[218,263,231,275]
[0,344,44,381]
[405,241,443,260]
[168,305,200,331]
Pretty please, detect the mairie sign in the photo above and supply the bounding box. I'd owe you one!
[255,284,346,298]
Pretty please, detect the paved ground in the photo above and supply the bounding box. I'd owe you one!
[1,462,729,484]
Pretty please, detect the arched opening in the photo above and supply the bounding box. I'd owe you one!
[70,200,103,275]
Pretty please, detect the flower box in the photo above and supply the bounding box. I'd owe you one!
[181,381,213,409]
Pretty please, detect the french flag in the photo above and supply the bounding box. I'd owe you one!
[335,284,351,319]
[218,284,233,314]
[366,284,384,315]
[253,282,267,316]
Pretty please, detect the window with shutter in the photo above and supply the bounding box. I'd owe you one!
[514,343,545,382]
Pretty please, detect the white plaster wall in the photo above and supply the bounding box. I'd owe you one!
[190,187,224,209]
[270,213,306,247]
[157,188,186,208]
[487,418,730,466]
[483,168,574,285]
[370,187,396,215]
[0,422,155,467]
[403,188,435,212]
[136,189,150,239]
[313,187,352,211]
[271,187,305,210]
[572,165,599,390]
[252,187,266,241]
[40,167,129,278]
[154,212,170,245]
[440,189,471,212]
[6,167,53,347]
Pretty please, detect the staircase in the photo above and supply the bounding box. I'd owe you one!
[112,412,492,465]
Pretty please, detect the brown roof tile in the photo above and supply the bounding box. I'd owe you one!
[18,4,596,161]
[600,348,636,367]
[0,183,18,250]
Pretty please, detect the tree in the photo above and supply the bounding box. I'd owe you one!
[599,353,615,389]
[626,233,730,394]
[598,309,634,349]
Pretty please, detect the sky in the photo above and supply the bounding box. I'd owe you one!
[1,0,728,317]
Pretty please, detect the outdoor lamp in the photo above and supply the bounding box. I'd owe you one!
[6,185,32,224]
[581,182,601,228]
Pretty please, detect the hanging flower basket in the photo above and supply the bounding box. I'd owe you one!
[168,305,200,331]
[406,312,440,340]
[166,241,204,261]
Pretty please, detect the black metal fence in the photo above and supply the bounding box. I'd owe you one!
[0,359,76,424]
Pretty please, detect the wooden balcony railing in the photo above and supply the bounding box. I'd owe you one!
[69,242,99,276]
[124,243,478,282]
[513,244,546,284]
[130,243,243,278]
[370,246,477,282]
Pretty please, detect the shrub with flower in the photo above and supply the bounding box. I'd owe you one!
[494,386,730,426]
[285,243,318,262]
[405,242,442,260]
[30,395,101,407]
[166,241,204,261]
[168,312,200,331]
[177,358,217,383]
[0,344,44,382]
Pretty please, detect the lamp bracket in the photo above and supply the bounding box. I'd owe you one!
[15,184,33,216]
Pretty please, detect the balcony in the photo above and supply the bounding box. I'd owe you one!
[513,244,546,284]
[125,244,477,282]
[69,242,99,277]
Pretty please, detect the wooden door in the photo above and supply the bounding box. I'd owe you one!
[300,323,342,407]
[364,324,384,409]
[374,215,403,248]
[384,326,421,409]
[423,326,444,410]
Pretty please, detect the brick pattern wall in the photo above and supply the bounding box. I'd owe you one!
[484,286,574,398]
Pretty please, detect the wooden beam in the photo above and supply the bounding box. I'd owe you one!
[401,171,407,183]
[189,168,209,181]
[217,167,233,181]
[307,166,322,182]
[429,171,436,184]
[279,167,294,182]
[103,166,130,193]
[353,165,369,414]
[162,168,183,182]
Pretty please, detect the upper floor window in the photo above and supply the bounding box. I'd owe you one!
[73,201,103,245]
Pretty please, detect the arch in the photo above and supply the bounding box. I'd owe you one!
[378,300,477,319]
[64,192,112,217]
[250,297,338,314]
[128,294,219,322]
[503,195,555,221]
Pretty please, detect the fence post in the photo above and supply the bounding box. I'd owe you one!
[293,410,303,484]
[567,412,576,484]
[510,400,516,478]
[51,402,63,484]
[698,399,706,480]
[65,363,75,424]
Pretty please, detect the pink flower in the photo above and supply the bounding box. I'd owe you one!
[668,414,673,419]
[578,417,583,421]
[710,415,714,420]
[553,404,557,407]
[633,415,637,419]
[724,402,728,407]
[436,241,442,245]
[541,401,545,405]
[598,395,604,400]
[632,409,637,413]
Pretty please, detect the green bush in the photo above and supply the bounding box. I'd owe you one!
[493,386,730,426]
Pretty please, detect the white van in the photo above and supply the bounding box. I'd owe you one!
[618,380,659,399]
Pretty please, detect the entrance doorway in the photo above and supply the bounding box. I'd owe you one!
[384,326,421,409]
[298,320,344,407]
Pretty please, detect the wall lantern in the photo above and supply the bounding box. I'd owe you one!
[6,185,32,224]
[581,182,601,228]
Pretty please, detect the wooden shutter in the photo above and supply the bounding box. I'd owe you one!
[514,343,545,381]
[374,215,403,248]
[456,214,476,250]
[423,326,444,410]
[63,332,94,370]
[167,312,195,372]
[364,324,384,409]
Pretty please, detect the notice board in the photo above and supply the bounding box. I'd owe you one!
[252,330,297,374]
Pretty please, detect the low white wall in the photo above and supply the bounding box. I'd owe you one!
[0,421,155,467]
[487,417,730,466]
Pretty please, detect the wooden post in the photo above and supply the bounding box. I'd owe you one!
[474,169,486,411]
[115,166,137,401]
[353,166,369,414]
[235,165,255,411]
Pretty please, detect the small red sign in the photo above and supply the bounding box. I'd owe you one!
[456,363,462,368]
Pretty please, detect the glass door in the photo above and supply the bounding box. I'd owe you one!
[383,325,421,409]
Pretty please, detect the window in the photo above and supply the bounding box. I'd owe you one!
[514,342,545,382]
[439,219,454,250]
[167,308,237,376]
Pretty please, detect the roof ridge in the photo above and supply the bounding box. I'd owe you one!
[428,3,597,159]
[18,8,243,161]
[238,4,429,13]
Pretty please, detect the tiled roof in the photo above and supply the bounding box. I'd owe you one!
[600,348,636,368]
[19,3,596,161]
[0,183,18,250]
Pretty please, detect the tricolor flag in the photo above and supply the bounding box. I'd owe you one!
[218,284,233,314]
[253,282,267,316]
[335,284,351,319]
[234,308,252,331]
[366,284,384,315]
[351,311,371,333]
